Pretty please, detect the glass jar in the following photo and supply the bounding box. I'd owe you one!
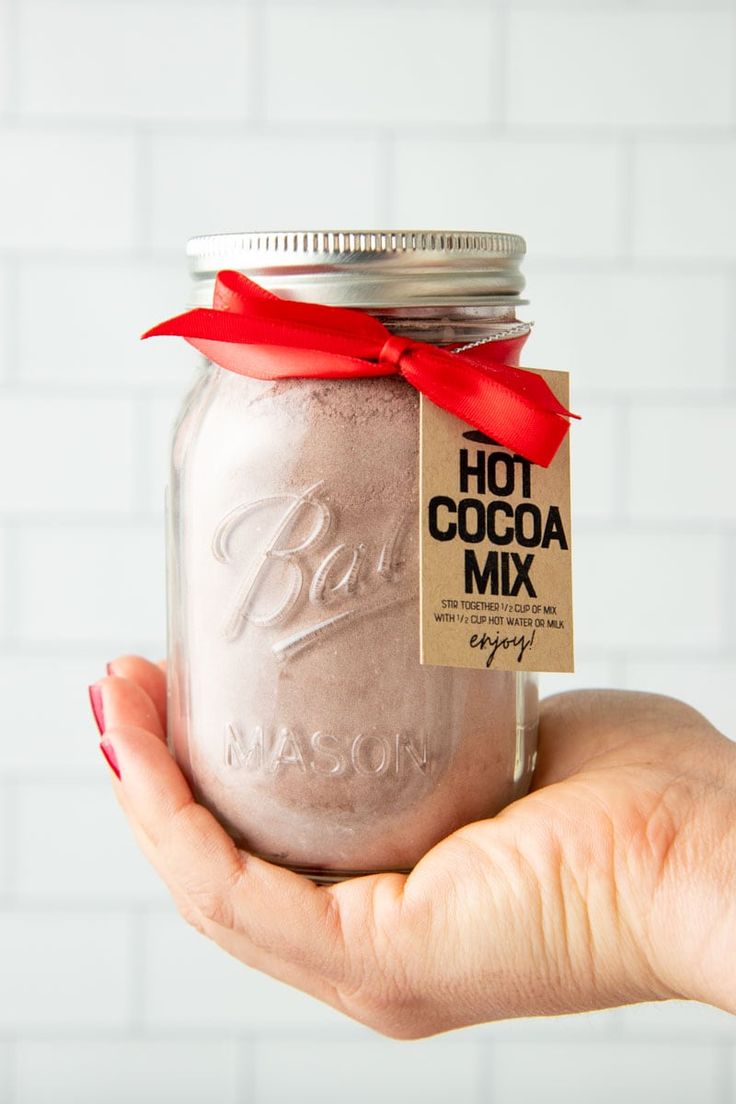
[167,230,539,882]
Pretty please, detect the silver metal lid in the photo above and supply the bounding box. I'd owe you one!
[186,229,526,308]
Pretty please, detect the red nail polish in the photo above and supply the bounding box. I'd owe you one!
[88,684,105,735]
[105,661,114,677]
[100,739,121,780]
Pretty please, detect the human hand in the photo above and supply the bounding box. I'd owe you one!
[89,657,736,1038]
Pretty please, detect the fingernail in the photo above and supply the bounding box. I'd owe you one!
[99,739,121,781]
[105,661,114,677]
[88,683,105,736]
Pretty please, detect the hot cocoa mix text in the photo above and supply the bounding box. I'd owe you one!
[426,447,568,598]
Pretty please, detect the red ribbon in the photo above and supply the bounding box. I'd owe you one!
[143,269,577,466]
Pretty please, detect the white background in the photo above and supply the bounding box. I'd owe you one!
[1,0,735,1101]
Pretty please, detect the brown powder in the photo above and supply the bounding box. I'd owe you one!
[169,366,537,878]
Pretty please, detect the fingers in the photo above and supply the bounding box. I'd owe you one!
[534,687,729,796]
[91,674,165,742]
[101,721,350,986]
[90,660,359,1011]
[106,655,167,731]
[534,688,680,789]
[534,689,612,788]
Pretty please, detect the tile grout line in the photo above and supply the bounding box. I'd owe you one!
[6,115,736,143]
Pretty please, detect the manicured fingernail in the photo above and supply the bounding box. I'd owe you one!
[100,739,121,780]
[105,661,114,677]
[88,683,105,735]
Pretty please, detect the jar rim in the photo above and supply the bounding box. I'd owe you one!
[186,229,528,309]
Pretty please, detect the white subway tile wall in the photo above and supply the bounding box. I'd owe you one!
[0,913,133,1031]
[393,138,624,256]
[0,657,108,771]
[0,784,10,896]
[15,782,169,902]
[506,12,734,130]
[621,1000,736,1040]
[149,134,385,252]
[628,406,736,522]
[574,531,725,652]
[19,3,254,122]
[0,6,11,116]
[633,140,736,259]
[15,1041,243,1104]
[523,268,733,395]
[0,1,734,1103]
[621,660,736,739]
[17,524,165,647]
[0,1046,10,1104]
[0,396,137,515]
[489,1041,724,1104]
[252,1038,481,1104]
[264,7,502,126]
[0,263,9,382]
[0,129,138,251]
[142,916,347,1033]
[0,529,8,646]
[17,259,188,387]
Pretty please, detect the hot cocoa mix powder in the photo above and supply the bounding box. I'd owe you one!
[170,366,536,876]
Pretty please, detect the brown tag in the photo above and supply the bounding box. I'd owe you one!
[420,369,574,673]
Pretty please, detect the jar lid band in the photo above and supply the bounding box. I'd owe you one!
[186,229,527,309]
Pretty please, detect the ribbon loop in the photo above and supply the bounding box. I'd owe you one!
[143,270,577,467]
[379,334,416,373]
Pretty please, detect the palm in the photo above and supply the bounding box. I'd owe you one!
[97,657,735,1037]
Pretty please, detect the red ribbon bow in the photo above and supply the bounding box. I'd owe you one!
[143,269,577,466]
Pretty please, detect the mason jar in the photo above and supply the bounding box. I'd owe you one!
[167,230,539,882]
